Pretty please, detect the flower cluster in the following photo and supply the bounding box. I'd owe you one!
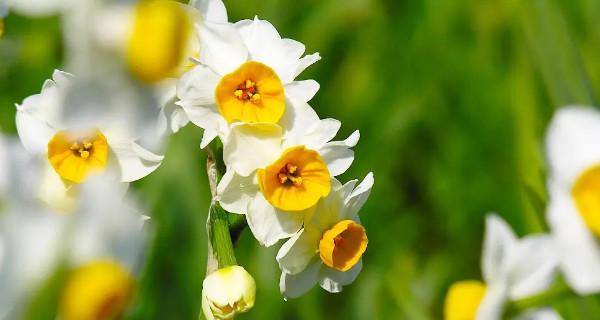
[0,0,373,319]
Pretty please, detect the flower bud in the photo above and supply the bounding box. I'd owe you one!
[201,265,256,320]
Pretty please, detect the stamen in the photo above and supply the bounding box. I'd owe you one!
[80,150,90,160]
[234,78,261,104]
[70,142,81,151]
[278,163,302,187]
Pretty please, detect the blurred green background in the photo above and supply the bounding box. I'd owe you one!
[3,0,600,319]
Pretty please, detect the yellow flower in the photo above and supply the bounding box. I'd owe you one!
[126,0,194,83]
[257,145,330,211]
[444,281,486,320]
[47,129,109,183]
[60,259,134,320]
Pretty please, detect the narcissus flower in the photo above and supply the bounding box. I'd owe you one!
[95,0,226,84]
[545,106,600,295]
[217,102,359,246]
[15,70,163,202]
[0,173,147,319]
[276,173,373,298]
[201,265,256,320]
[443,215,559,320]
[177,16,321,147]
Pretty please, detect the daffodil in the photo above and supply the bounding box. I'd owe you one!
[0,174,147,319]
[201,265,256,320]
[176,15,321,147]
[15,70,164,206]
[544,106,600,295]
[444,215,559,320]
[217,102,359,246]
[276,173,373,298]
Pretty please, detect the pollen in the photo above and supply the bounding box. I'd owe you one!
[48,130,109,183]
[234,79,261,103]
[215,61,285,123]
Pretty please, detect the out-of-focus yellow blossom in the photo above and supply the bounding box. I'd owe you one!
[201,265,256,320]
[60,259,134,320]
[126,0,194,83]
[444,281,486,320]
[442,215,559,320]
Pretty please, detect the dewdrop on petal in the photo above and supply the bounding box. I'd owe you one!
[201,265,256,320]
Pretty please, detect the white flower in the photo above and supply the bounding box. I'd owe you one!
[443,215,559,320]
[201,265,256,320]
[5,0,68,17]
[15,70,164,206]
[177,15,321,147]
[276,173,373,298]
[217,102,359,246]
[544,106,600,295]
[0,172,147,320]
[81,0,229,137]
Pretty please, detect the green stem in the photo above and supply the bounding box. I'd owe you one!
[209,204,237,267]
[506,278,575,316]
[204,140,239,271]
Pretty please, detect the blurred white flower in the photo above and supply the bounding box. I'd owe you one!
[276,173,373,298]
[5,0,67,17]
[544,106,600,295]
[15,70,164,208]
[0,173,147,320]
[201,265,256,320]
[217,102,359,246]
[177,15,321,147]
[443,215,559,320]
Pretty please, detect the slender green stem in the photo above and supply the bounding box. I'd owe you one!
[208,204,237,267]
[204,140,240,271]
[506,278,575,316]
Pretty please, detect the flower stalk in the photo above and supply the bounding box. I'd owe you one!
[205,140,237,273]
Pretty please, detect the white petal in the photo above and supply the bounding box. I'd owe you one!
[475,284,507,320]
[15,111,55,154]
[197,22,248,75]
[246,194,303,247]
[318,130,360,176]
[280,259,322,299]
[482,214,517,284]
[223,123,282,177]
[506,235,558,299]
[177,101,226,148]
[546,184,600,294]
[157,83,189,136]
[176,65,220,105]
[192,0,227,23]
[294,53,321,79]
[280,99,320,144]
[110,139,164,182]
[343,172,374,218]
[515,308,563,320]
[545,106,600,187]
[216,170,258,215]
[318,260,363,294]
[285,80,319,103]
[276,227,321,275]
